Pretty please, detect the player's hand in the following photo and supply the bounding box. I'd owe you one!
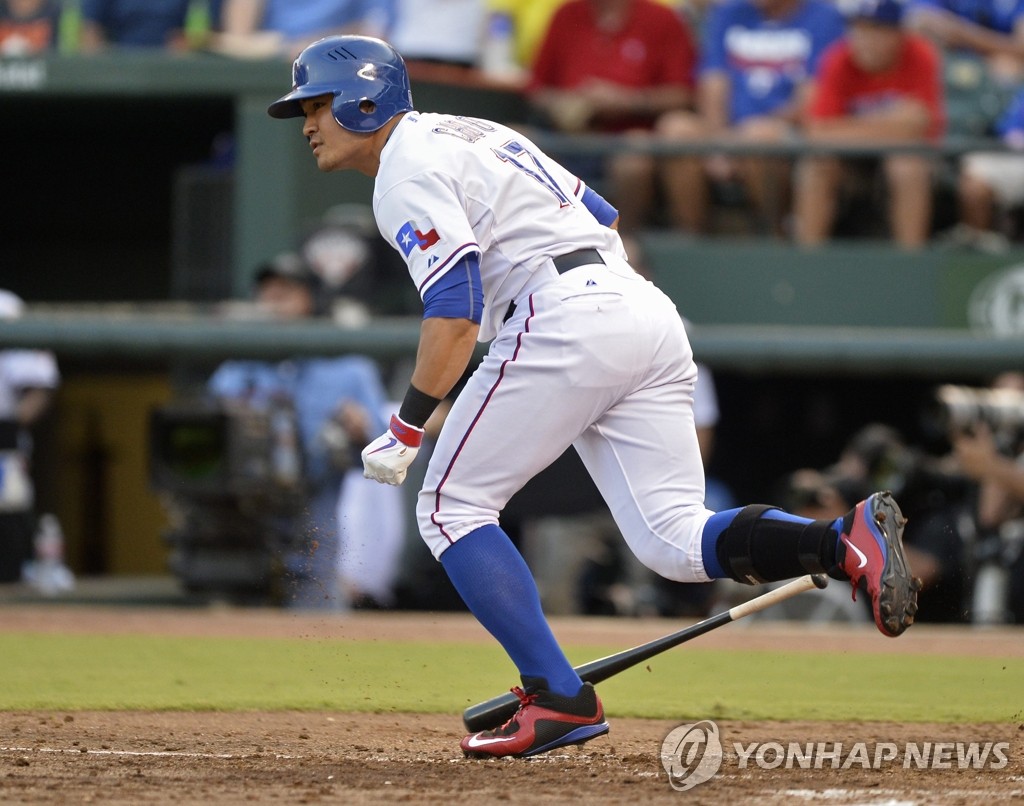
[361,414,424,486]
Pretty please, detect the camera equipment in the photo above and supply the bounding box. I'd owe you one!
[149,400,304,499]
[935,385,1024,439]
[149,399,306,603]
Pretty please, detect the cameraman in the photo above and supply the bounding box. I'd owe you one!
[948,372,1024,624]
[207,254,389,609]
[835,424,969,623]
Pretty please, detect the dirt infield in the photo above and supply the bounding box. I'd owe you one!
[2,606,1022,805]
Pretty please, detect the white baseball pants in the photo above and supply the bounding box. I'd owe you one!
[417,254,715,583]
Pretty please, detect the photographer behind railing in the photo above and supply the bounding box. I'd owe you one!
[939,374,1024,624]
[827,423,969,624]
[151,253,390,609]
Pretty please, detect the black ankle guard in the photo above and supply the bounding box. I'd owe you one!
[717,505,776,584]
[717,507,837,584]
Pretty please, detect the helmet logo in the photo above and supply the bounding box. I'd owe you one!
[325,45,359,62]
[357,64,378,80]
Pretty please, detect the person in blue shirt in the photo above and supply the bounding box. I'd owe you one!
[955,86,1024,250]
[906,0,1024,81]
[207,253,389,609]
[214,0,391,59]
[657,0,847,236]
[79,0,201,50]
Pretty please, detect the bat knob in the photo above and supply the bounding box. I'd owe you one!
[811,573,829,590]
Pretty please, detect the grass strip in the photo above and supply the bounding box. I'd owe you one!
[1,634,1019,723]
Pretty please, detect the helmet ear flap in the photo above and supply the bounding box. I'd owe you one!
[330,96,378,126]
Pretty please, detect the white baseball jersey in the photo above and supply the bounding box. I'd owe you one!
[374,111,714,582]
[374,113,626,342]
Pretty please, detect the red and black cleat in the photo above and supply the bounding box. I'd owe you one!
[461,680,609,759]
[839,491,923,637]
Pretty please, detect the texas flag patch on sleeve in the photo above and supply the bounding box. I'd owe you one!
[395,220,441,257]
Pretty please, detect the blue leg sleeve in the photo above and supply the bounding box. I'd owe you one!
[440,524,583,698]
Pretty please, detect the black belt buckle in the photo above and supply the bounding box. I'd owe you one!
[553,248,604,274]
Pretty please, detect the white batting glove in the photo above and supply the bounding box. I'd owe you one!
[361,414,424,486]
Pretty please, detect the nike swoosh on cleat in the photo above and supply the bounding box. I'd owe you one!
[842,535,868,569]
[465,734,519,749]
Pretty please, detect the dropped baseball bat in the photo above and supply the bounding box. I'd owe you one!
[462,573,829,732]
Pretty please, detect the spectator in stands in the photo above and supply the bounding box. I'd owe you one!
[792,0,944,249]
[486,0,695,73]
[527,0,698,232]
[0,290,60,585]
[903,0,1024,142]
[78,0,205,51]
[905,0,1024,84]
[213,0,390,60]
[0,0,59,55]
[387,0,488,72]
[485,1,582,75]
[950,87,1024,251]
[657,0,846,237]
[207,254,390,609]
[298,203,414,322]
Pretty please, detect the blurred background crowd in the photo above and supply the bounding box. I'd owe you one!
[2,0,1023,627]
[6,0,1024,248]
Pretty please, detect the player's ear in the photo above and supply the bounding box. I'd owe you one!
[359,100,377,116]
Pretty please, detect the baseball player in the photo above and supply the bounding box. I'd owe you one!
[268,36,921,759]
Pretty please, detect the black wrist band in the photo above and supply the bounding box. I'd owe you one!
[399,385,442,428]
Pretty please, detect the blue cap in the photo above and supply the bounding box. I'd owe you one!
[849,0,904,25]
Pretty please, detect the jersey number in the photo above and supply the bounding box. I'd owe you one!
[493,141,572,208]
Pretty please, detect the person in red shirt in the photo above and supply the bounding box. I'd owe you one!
[0,0,60,55]
[528,0,697,231]
[793,0,946,249]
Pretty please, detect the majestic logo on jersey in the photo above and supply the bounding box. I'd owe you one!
[395,220,441,257]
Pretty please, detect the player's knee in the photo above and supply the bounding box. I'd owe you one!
[626,512,711,583]
[415,491,498,553]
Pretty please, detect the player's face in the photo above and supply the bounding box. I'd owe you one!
[300,94,376,175]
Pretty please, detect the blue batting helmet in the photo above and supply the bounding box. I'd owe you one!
[267,36,413,132]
